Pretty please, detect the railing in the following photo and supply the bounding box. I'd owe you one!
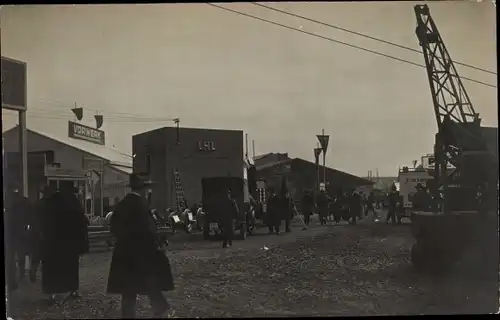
[88,227,171,241]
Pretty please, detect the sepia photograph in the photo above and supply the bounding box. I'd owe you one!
[1,1,498,318]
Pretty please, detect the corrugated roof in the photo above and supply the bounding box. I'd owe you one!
[3,126,132,172]
[256,157,373,186]
[255,159,292,171]
[253,153,272,161]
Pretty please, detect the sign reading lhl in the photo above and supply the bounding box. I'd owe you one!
[68,121,106,145]
[198,140,216,152]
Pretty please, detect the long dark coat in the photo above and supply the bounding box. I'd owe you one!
[280,194,293,221]
[349,193,363,217]
[40,191,88,294]
[107,193,174,295]
[5,193,32,255]
[219,197,238,229]
[301,193,314,216]
[316,192,329,217]
[28,197,46,259]
[266,194,281,225]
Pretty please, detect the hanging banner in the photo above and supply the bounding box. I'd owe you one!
[314,148,322,166]
[316,135,330,153]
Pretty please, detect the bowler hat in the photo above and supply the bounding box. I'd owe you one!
[128,173,154,189]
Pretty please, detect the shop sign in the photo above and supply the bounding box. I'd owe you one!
[198,140,216,152]
[68,121,105,145]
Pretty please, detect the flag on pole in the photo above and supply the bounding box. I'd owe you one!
[314,148,322,166]
[316,135,330,153]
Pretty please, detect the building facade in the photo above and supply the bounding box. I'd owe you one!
[2,126,132,215]
[133,126,244,212]
[255,156,373,197]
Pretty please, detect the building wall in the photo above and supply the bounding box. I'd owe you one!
[133,126,244,212]
[2,128,129,207]
[256,158,373,198]
[132,127,168,212]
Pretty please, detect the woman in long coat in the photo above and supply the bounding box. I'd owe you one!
[107,174,174,318]
[40,184,88,300]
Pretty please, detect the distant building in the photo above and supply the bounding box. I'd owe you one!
[132,126,244,212]
[254,154,373,196]
[253,153,290,167]
[2,126,132,215]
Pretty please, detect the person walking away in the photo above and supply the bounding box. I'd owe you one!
[281,191,293,233]
[332,195,340,224]
[5,184,32,292]
[29,185,52,283]
[278,178,293,232]
[316,189,329,226]
[220,190,239,248]
[365,192,376,219]
[266,187,281,235]
[107,174,174,318]
[386,185,399,224]
[39,182,88,303]
[348,191,362,225]
[300,190,314,226]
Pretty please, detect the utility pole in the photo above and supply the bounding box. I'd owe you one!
[316,130,330,189]
[314,144,322,192]
[252,140,256,158]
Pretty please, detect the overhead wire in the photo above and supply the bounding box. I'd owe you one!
[1,98,177,123]
[207,3,496,89]
[251,2,497,75]
[34,97,178,121]
[2,109,174,123]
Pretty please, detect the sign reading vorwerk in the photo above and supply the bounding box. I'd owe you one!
[68,121,105,145]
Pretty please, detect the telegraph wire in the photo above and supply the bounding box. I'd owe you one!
[2,110,173,123]
[207,3,496,88]
[251,2,497,75]
[35,97,177,121]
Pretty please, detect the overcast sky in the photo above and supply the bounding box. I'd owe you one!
[1,2,497,177]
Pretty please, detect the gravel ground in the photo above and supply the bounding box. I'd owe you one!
[7,213,499,318]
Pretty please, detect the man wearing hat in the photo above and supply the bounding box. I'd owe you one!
[38,181,88,302]
[412,183,432,211]
[107,173,174,318]
[220,189,239,248]
[266,187,281,235]
[386,184,399,224]
[28,184,54,283]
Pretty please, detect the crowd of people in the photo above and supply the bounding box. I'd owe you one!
[4,174,174,318]
[261,183,399,235]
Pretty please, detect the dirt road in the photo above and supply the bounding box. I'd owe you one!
[7,214,498,318]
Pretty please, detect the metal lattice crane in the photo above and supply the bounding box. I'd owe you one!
[414,4,496,213]
[410,4,498,275]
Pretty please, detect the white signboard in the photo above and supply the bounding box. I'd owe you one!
[398,171,433,208]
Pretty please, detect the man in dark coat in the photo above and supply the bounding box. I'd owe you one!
[280,183,293,233]
[316,189,329,226]
[300,191,314,226]
[39,182,88,302]
[29,185,53,283]
[5,185,32,292]
[107,174,173,318]
[386,185,400,224]
[220,190,239,248]
[365,192,376,218]
[266,187,281,235]
[348,191,362,225]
